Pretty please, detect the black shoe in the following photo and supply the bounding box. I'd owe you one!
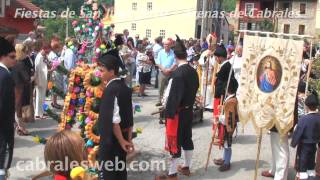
[156,102,162,106]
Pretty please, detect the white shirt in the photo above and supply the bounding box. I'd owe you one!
[64,49,76,71]
[162,78,173,106]
[106,78,122,124]
[48,51,59,63]
[220,59,229,68]
[35,53,48,88]
[187,47,195,61]
[307,110,319,115]
[136,52,152,73]
[152,43,163,60]
[0,62,9,73]
[229,54,243,81]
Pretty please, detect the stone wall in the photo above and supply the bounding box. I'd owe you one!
[276,0,317,36]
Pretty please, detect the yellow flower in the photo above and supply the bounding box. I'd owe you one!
[70,166,85,179]
[33,136,40,143]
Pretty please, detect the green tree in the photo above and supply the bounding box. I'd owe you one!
[31,0,83,13]
[310,57,320,103]
[259,19,274,32]
[222,0,236,12]
[41,18,74,41]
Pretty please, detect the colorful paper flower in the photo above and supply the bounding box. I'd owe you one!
[47,81,53,90]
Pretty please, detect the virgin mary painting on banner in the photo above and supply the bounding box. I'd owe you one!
[237,34,304,135]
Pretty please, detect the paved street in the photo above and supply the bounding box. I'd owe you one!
[10,87,297,180]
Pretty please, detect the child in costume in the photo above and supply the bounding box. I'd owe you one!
[44,130,97,180]
[213,78,239,172]
[291,91,320,180]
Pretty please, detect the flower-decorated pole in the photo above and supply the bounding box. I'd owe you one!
[48,81,66,98]
[43,104,60,122]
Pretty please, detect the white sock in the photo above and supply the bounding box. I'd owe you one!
[183,150,193,168]
[0,169,5,175]
[168,158,178,175]
[299,172,308,179]
[307,170,316,177]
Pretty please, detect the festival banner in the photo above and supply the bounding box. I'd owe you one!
[238,34,304,135]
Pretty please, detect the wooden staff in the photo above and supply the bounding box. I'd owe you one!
[203,55,211,108]
[254,128,263,180]
[204,34,241,170]
[205,95,223,171]
[205,127,217,171]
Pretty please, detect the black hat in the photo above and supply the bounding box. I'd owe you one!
[192,53,201,62]
[105,49,125,69]
[0,37,15,57]
[114,34,124,47]
[214,44,227,58]
[173,34,187,59]
[101,49,128,76]
[305,90,319,110]
[228,78,239,94]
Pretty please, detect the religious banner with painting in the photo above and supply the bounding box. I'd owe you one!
[238,34,304,135]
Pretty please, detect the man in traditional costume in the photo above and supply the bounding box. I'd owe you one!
[213,78,239,172]
[97,52,134,180]
[291,91,320,180]
[198,34,217,110]
[156,35,199,180]
[213,44,235,121]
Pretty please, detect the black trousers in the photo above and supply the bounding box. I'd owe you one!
[154,67,159,88]
[99,134,128,180]
[0,132,13,170]
[297,143,317,172]
[172,109,194,158]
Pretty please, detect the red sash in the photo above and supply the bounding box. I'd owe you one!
[213,98,221,118]
[165,113,179,154]
[213,98,225,148]
[54,174,68,180]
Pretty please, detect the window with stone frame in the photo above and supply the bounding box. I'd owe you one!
[300,3,306,14]
[0,0,5,17]
[131,23,136,31]
[298,25,305,35]
[278,1,292,12]
[147,2,152,11]
[160,30,165,38]
[283,24,290,34]
[245,3,254,16]
[146,29,151,38]
[132,2,137,11]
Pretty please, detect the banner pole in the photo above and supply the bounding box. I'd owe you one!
[254,128,263,180]
[305,41,314,97]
